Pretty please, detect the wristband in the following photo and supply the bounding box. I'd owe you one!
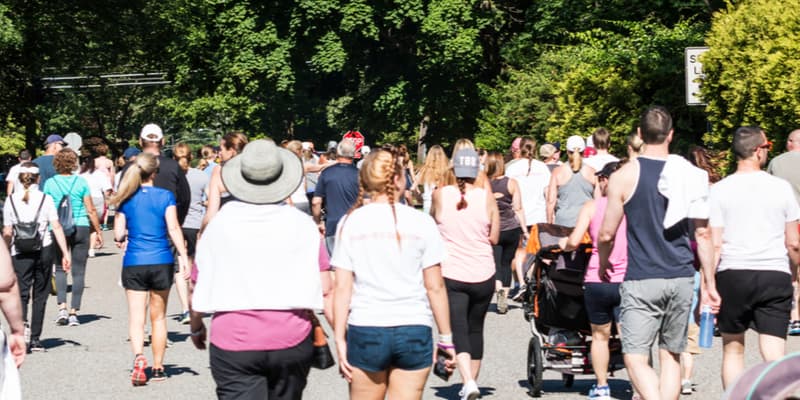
[437,342,455,349]
[190,326,205,337]
[114,235,127,243]
[438,333,453,344]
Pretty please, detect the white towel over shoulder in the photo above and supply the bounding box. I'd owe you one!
[658,154,710,229]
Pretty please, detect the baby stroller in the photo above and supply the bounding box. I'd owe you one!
[520,224,625,398]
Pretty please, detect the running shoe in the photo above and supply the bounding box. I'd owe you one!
[23,322,30,345]
[511,284,527,302]
[788,320,800,336]
[459,380,480,400]
[179,310,191,325]
[88,248,96,258]
[496,290,508,314]
[55,309,69,326]
[681,379,693,395]
[588,384,611,400]
[29,339,45,353]
[150,368,167,382]
[131,354,148,386]
[68,314,80,326]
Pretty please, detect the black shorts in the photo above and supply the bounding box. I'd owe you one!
[182,228,199,257]
[717,269,793,338]
[584,283,621,325]
[122,264,174,291]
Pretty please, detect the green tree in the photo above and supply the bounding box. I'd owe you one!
[702,0,800,151]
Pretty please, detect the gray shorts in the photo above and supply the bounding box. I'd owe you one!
[619,277,694,355]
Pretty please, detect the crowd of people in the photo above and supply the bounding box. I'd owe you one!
[0,105,798,400]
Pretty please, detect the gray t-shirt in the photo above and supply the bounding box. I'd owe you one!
[767,151,800,206]
[183,168,209,229]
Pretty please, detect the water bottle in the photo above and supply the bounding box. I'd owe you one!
[548,331,568,347]
[699,305,714,348]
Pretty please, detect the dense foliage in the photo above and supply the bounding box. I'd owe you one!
[0,0,795,160]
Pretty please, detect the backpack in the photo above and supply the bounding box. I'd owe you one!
[9,195,46,254]
[55,177,78,237]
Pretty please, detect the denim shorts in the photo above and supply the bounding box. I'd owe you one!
[346,325,433,372]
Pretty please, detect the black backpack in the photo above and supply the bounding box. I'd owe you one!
[9,195,46,254]
[55,177,78,237]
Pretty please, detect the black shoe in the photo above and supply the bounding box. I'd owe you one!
[30,339,45,352]
[150,368,167,382]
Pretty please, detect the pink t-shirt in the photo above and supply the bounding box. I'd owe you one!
[208,237,330,351]
[437,186,495,283]
[584,197,628,283]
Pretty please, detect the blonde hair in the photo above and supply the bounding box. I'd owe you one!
[17,162,39,204]
[568,147,583,171]
[347,149,403,247]
[627,132,645,156]
[110,153,159,207]
[417,145,452,187]
[172,142,192,173]
[286,140,303,156]
[451,138,475,159]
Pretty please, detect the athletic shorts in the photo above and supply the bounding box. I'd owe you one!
[619,277,694,355]
[685,322,701,355]
[182,228,199,258]
[584,283,621,325]
[346,325,432,372]
[122,264,174,291]
[716,269,793,339]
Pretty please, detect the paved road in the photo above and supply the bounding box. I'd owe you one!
[16,231,800,399]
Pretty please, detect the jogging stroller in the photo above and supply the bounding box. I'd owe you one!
[519,224,625,398]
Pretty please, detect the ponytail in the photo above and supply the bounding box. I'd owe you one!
[456,179,468,210]
[172,142,192,174]
[569,149,582,172]
[17,162,40,204]
[109,152,159,207]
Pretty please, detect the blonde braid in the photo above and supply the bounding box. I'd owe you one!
[383,153,401,248]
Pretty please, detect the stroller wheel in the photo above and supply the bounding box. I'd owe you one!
[527,337,543,397]
[562,373,574,387]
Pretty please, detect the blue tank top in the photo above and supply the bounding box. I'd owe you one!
[623,158,694,281]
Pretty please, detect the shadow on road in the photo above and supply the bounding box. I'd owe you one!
[168,331,190,344]
[162,363,200,377]
[431,384,495,399]
[40,338,82,350]
[78,314,112,324]
[516,378,633,399]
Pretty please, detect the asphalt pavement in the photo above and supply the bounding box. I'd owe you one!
[15,231,800,399]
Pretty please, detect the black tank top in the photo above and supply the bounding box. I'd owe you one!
[490,176,519,231]
[623,158,694,280]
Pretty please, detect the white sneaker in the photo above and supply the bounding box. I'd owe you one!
[23,323,30,345]
[460,380,480,400]
[88,248,96,258]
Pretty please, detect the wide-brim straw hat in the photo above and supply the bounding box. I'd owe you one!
[221,139,303,205]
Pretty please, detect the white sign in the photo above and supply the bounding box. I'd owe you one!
[685,47,709,106]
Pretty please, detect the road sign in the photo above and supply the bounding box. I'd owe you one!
[343,130,364,159]
[685,47,709,106]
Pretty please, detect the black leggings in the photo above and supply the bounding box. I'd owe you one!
[445,276,494,359]
[12,246,54,341]
[55,226,90,310]
[492,229,521,287]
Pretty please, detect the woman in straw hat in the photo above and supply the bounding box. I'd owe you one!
[189,139,332,399]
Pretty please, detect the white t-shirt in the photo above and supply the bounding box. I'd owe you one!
[2,190,57,256]
[709,171,800,274]
[505,158,551,225]
[584,153,619,172]
[331,202,445,328]
[80,170,112,199]
[4,163,24,194]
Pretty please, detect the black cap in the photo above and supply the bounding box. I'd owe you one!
[595,161,620,178]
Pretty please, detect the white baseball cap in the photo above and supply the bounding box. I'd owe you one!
[140,123,164,142]
[566,135,586,153]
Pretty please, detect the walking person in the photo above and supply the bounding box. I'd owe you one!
[414,145,452,214]
[766,129,800,334]
[546,135,596,227]
[432,148,500,400]
[707,127,800,389]
[312,139,359,253]
[33,134,66,187]
[110,152,189,385]
[79,151,112,258]
[189,139,332,399]
[598,106,716,400]
[332,148,455,399]
[558,161,627,400]
[43,149,104,326]
[584,128,619,172]
[173,143,208,324]
[2,163,71,352]
[0,235,28,393]
[201,131,248,228]
[5,150,32,195]
[485,152,527,314]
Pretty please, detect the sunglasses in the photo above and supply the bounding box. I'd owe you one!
[758,141,773,151]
